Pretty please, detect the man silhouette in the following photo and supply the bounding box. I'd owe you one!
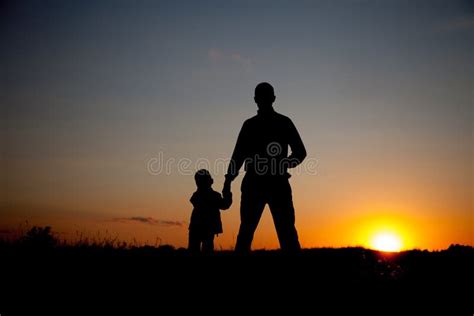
[225,82,307,253]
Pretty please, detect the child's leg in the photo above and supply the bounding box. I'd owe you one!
[202,233,215,254]
[188,230,201,253]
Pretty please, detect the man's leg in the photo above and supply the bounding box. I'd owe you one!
[235,176,266,253]
[268,178,301,252]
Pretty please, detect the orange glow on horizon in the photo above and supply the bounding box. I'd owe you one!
[370,231,403,252]
[353,213,414,251]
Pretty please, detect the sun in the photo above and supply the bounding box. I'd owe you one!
[370,232,403,252]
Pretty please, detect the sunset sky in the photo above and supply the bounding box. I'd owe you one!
[2,0,472,250]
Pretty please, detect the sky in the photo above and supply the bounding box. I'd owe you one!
[1,0,473,250]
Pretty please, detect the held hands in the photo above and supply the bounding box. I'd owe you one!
[223,174,233,195]
[221,174,233,209]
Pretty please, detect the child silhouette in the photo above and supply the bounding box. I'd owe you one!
[188,169,232,254]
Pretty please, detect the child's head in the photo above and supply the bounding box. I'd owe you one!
[194,169,213,189]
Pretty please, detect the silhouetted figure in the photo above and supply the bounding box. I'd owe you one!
[225,82,306,253]
[188,169,232,254]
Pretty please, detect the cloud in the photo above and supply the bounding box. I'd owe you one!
[112,217,185,227]
[438,16,474,32]
[208,48,253,71]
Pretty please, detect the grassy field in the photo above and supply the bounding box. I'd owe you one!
[1,227,472,314]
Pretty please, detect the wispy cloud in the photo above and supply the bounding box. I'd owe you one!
[112,217,185,227]
[0,229,11,235]
[208,48,253,72]
[438,16,474,32]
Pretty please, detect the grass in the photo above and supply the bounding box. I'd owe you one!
[0,226,472,313]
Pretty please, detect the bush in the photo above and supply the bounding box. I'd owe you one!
[22,226,58,248]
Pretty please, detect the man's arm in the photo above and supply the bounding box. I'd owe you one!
[190,192,198,207]
[286,119,306,168]
[225,122,248,181]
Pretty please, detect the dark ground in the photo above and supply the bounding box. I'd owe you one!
[1,239,472,314]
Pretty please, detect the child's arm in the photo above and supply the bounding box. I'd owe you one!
[220,191,232,210]
[220,179,233,210]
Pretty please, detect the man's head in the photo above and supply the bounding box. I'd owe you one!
[254,82,275,111]
[194,169,213,189]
